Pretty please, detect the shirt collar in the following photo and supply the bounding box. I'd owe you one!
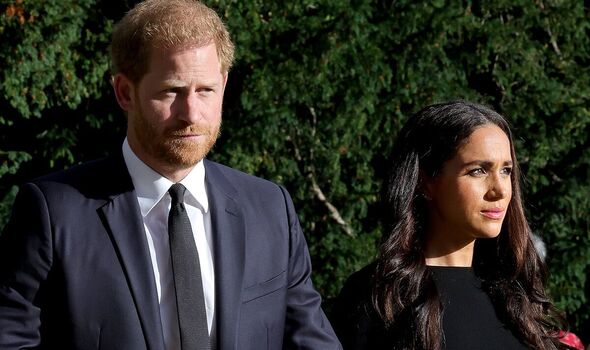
[122,138,209,216]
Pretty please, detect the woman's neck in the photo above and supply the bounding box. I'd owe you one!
[424,231,475,267]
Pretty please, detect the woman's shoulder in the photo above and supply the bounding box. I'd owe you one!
[339,262,376,300]
[331,262,393,350]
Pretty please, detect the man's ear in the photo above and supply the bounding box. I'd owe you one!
[222,71,229,91]
[112,74,136,112]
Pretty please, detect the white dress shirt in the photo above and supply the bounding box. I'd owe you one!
[122,139,215,350]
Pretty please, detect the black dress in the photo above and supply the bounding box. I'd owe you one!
[331,263,529,350]
[428,266,528,349]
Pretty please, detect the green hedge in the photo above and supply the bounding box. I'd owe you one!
[1,0,588,337]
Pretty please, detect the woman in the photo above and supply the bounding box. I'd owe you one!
[332,100,568,349]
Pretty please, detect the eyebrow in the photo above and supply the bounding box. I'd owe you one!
[161,79,220,89]
[161,79,188,87]
[462,160,513,167]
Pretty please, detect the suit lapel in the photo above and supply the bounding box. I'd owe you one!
[97,155,165,350]
[205,160,245,350]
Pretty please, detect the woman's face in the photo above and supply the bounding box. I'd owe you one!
[424,124,513,245]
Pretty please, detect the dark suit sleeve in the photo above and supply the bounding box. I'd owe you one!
[279,186,343,350]
[0,183,53,349]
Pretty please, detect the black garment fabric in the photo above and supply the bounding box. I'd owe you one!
[331,263,530,350]
[428,266,528,350]
[331,263,393,350]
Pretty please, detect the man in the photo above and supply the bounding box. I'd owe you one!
[0,1,342,349]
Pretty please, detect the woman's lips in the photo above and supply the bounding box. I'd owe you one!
[481,208,505,219]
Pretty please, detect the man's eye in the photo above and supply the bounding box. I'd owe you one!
[197,88,213,94]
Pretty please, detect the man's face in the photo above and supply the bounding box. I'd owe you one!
[124,42,227,177]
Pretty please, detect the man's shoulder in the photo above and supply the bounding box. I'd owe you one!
[34,156,112,180]
[28,155,130,198]
[203,159,297,210]
[204,159,283,192]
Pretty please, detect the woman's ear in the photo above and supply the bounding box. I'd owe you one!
[419,170,434,201]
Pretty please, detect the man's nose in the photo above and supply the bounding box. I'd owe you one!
[177,92,203,124]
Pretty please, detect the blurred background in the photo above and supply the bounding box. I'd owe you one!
[1,0,588,341]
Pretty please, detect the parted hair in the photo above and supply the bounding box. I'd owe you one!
[110,0,234,83]
[373,100,566,349]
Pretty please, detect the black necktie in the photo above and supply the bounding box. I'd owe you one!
[168,183,210,350]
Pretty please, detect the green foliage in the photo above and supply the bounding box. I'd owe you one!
[1,1,111,118]
[0,0,123,226]
[0,0,588,335]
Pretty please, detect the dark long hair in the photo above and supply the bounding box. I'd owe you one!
[373,100,565,349]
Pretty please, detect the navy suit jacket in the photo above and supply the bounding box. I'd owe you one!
[0,154,341,350]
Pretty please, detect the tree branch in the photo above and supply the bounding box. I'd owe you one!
[538,0,562,57]
[307,172,355,237]
[286,112,356,237]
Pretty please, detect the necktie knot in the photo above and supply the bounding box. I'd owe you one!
[169,183,186,205]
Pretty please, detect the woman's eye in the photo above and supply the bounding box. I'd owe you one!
[468,168,485,176]
[501,167,513,175]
